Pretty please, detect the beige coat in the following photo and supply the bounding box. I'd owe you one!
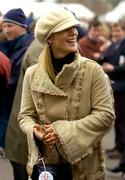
[18,45,115,179]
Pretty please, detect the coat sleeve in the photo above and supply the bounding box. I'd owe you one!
[18,67,38,134]
[18,67,41,175]
[53,64,115,164]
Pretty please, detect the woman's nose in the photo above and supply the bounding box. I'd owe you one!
[69,27,78,36]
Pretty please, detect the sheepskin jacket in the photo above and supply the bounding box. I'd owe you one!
[18,45,115,180]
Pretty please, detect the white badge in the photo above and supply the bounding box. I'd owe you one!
[39,171,53,180]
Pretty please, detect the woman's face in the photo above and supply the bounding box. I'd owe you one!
[48,26,78,58]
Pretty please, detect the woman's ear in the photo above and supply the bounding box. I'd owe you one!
[47,36,53,45]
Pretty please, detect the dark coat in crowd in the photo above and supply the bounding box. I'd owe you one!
[0,51,11,116]
[101,38,125,93]
[0,32,34,147]
[1,33,34,118]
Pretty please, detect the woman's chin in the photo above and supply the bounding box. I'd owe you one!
[67,47,77,53]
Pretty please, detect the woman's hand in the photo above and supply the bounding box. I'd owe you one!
[33,124,60,147]
[43,124,60,146]
[33,124,45,140]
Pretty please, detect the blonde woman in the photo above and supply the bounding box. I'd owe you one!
[18,8,115,180]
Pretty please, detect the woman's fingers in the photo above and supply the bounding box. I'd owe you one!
[33,124,60,145]
[44,139,59,146]
[44,124,54,133]
[43,132,59,145]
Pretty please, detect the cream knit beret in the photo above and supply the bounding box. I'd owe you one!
[35,8,80,44]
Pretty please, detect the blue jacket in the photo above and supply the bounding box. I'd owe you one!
[101,38,125,93]
[1,32,34,119]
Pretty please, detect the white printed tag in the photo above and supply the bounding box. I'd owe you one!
[39,171,53,180]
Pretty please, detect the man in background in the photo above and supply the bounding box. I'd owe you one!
[5,38,43,180]
[78,20,106,62]
[0,8,34,179]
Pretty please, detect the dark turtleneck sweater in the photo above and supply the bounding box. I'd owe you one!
[50,47,75,75]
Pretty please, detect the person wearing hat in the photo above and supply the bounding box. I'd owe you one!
[0,8,34,179]
[18,8,115,180]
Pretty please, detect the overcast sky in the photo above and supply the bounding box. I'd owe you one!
[0,0,56,15]
[0,0,94,21]
[0,0,55,3]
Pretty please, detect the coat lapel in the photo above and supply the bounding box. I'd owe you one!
[31,44,81,96]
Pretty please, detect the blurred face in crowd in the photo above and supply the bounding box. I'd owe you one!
[88,25,102,41]
[3,22,26,40]
[111,25,125,42]
[48,26,78,58]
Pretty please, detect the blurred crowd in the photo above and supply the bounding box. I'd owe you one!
[0,6,125,179]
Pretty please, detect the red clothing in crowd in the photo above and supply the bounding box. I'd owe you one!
[78,35,104,61]
[0,51,11,80]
